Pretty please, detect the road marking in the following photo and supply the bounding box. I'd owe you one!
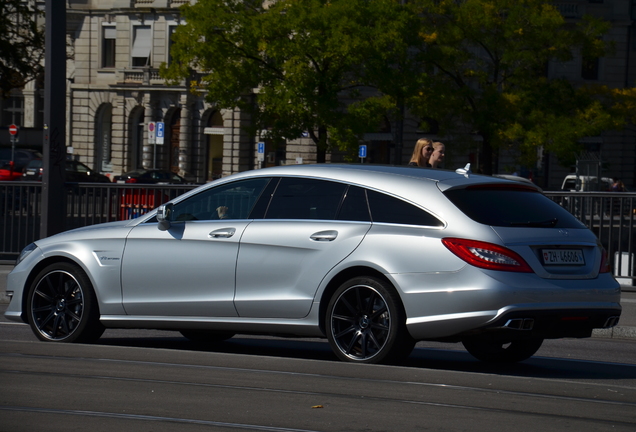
[0,321,27,326]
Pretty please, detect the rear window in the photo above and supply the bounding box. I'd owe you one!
[444,186,585,228]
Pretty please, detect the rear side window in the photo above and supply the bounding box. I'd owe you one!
[444,186,585,228]
[367,190,443,227]
[266,178,347,220]
[337,186,371,222]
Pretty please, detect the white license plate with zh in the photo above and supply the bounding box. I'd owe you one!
[542,249,585,265]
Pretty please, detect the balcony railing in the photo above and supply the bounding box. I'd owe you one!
[122,68,165,86]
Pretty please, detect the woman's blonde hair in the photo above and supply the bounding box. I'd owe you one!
[409,138,433,167]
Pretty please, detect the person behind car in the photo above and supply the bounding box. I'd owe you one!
[429,142,446,168]
[408,138,434,167]
[611,177,626,192]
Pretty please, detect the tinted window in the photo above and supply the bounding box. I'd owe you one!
[444,186,585,228]
[337,186,371,222]
[367,190,443,227]
[172,178,271,221]
[70,162,90,173]
[266,178,347,220]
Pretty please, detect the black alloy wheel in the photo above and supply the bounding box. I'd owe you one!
[27,262,104,343]
[326,276,414,364]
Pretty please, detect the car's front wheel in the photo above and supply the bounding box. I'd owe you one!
[326,276,414,364]
[462,338,544,363]
[27,262,104,343]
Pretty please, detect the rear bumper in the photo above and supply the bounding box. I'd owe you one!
[458,307,622,340]
[406,304,622,341]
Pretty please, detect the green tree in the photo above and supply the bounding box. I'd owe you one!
[407,0,620,174]
[162,0,402,162]
[0,0,44,98]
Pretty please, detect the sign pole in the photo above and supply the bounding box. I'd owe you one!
[9,124,18,175]
[41,0,66,238]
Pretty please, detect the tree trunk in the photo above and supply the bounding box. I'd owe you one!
[316,148,327,163]
[480,134,494,175]
[316,125,328,164]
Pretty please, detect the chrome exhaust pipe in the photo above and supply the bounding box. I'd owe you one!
[603,316,620,328]
[503,318,534,330]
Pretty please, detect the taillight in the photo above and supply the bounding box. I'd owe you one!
[442,238,533,273]
[599,247,611,273]
[126,178,137,183]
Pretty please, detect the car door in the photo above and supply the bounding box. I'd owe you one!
[121,177,272,317]
[234,179,372,318]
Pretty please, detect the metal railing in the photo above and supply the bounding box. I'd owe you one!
[1,182,635,285]
[545,191,636,286]
[1,182,196,261]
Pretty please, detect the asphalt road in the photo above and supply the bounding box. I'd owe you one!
[1,303,636,431]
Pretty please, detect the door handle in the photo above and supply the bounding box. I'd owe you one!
[209,228,236,238]
[310,230,338,241]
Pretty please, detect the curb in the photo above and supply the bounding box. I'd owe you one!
[592,326,636,340]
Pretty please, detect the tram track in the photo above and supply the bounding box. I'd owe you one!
[1,351,635,429]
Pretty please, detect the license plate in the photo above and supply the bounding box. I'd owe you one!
[542,249,585,265]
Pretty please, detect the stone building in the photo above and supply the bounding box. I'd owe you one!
[2,0,635,189]
[66,0,256,183]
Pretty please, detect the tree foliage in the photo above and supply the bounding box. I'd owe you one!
[0,0,44,98]
[406,0,618,173]
[163,0,409,161]
[164,0,629,171]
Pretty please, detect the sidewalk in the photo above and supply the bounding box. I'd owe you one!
[1,264,635,339]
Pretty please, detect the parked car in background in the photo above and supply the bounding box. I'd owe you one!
[561,174,612,191]
[21,159,111,183]
[0,148,42,181]
[5,164,620,364]
[113,169,186,184]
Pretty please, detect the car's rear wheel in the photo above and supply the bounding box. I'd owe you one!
[179,330,235,343]
[462,338,544,363]
[326,276,414,364]
[27,262,104,343]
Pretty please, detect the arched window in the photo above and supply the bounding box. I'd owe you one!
[165,109,181,173]
[205,111,224,180]
[94,103,113,172]
[128,106,145,169]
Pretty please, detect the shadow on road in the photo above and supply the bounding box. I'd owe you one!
[94,331,636,381]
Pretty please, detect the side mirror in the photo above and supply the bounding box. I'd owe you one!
[156,203,173,231]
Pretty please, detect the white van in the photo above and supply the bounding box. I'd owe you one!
[561,175,612,192]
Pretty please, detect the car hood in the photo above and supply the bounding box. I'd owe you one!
[35,220,136,247]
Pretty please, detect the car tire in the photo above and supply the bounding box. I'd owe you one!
[179,330,235,343]
[326,276,414,364]
[27,262,104,343]
[462,338,544,363]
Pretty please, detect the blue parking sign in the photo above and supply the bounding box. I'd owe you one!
[156,122,165,145]
[358,145,367,159]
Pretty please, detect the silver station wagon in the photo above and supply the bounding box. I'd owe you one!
[5,164,621,364]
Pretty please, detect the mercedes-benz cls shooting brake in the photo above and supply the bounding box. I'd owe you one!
[5,164,621,363]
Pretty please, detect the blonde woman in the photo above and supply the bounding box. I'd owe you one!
[408,138,434,167]
[429,142,445,168]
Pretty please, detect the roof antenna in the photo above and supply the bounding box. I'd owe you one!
[455,163,472,177]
